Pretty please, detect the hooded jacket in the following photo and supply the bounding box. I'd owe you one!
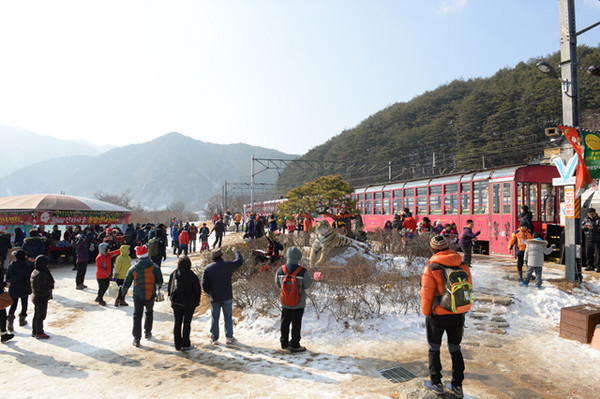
[524,238,555,268]
[22,236,46,260]
[30,255,54,301]
[178,230,190,246]
[508,229,533,252]
[121,257,163,300]
[95,242,120,279]
[168,268,201,309]
[275,263,313,309]
[420,249,472,316]
[7,257,33,298]
[114,245,132,280]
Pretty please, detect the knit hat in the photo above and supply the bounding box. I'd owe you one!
[286,246,302,264]
[212,248,223,259]
[430,235,449,251]
[135,245,149,258]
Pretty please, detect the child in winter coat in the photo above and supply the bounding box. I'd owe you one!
[6,249,33,332]
[508,224,534,281]
[113,245,132,307]
[30,255,54,339]
[521,232,555,288]
[95,242,121,306]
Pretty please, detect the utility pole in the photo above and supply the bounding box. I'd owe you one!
[559,0,580,282]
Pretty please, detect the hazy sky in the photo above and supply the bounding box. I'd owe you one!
[1,0,600,155]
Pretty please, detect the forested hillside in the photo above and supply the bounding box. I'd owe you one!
[277,46,600,190]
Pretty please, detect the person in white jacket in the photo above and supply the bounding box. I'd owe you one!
[521,232,555,288]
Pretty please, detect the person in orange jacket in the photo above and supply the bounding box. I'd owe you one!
[508,223,533,282]
[95,242,121,306]
[421,235,472,397]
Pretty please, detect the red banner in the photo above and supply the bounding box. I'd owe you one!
[0,211,129,225]
[0,213,33,225]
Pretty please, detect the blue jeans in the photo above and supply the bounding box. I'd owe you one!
[210,299,233,341]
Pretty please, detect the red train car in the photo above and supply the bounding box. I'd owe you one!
[353,165,560,257]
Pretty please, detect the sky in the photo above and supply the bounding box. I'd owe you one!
[1,0,600,155]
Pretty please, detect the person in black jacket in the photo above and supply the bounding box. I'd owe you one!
[0,264,15,343]
[583,208,600,272]
[168,256,201,351]
[6,250,33,331]
[30,255,54,339]
[0,230,12,269]
[210,219,226,248]
[202,247,243,345]
[22,230,46,263]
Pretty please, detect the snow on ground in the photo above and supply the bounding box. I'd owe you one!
[1,244,600,399]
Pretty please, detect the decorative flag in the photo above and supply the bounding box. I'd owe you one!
[558,125,595,195]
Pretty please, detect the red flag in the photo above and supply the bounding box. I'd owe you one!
[559,125,595,194]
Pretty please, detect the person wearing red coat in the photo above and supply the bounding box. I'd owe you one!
[95,242,120,306]
[421,235,472,397]
[178,229,190,257]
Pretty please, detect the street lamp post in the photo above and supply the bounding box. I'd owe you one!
[536,0,600,282]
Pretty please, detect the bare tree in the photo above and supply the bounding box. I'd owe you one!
[94,190,141,211]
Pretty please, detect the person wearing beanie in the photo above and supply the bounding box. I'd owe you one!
[72,229,90,290]
[30,255,55,339]
[201,246,243,345]
[508,223,533,281]
[94,242,121,306]
[6,250,33,331]
[121,245,163,347]
[421,235,472,397]
[275,246,313,352]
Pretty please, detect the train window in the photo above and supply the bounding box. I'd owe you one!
[430,195,442,214]
[430,186,442,195]
[417,187,427,196]
[383,191,391,199]
[492,184,501,214]
[445,194,458,214]
[461,182,471,214]
[529,184,538,221]
[357,201,363,213]
[503,183,511,214]
[383,198,391,215]
[541,183,555,223]
[393,190,402,198]
[404,197,414,212]
[393,197,402,214]
[404,188,413,197]
[374,192,382,199]
[473,181,489,214]
[417,196,427,214]
[365,201,373,214]
[445,184,458,194]
[374,200,382,215]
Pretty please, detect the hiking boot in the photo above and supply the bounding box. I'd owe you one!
[98,299,106,306]
[76,284,85,290]
[94,297,100,302]
[226,337,236,345]
[281,343,289,350]
[114,299,120,307]
[289,346,306,353]
[35,333,50,339]
[7,315,14,332]
[19,315,27,326]
[181,345,194,351]
[120,300,129,307]
[1,333,15,343]
[133,339,140,347]
[424,381,444,395]
[446,383,463,398]
[144,332,152,340]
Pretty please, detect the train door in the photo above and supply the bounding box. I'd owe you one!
[490,182,513,255]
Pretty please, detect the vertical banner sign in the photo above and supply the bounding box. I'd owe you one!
[581,129,600,180]
[565,188,575,218]
[559,125,595,195]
